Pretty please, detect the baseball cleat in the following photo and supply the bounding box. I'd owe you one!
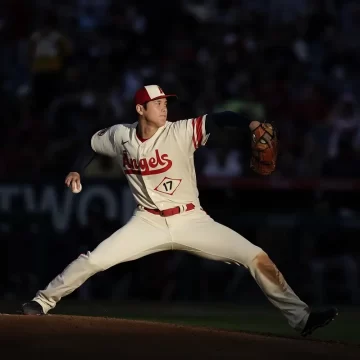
[301,307,338,337]
[21,301,45,315]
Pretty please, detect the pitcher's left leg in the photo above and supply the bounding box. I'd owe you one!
[170,211,310,332]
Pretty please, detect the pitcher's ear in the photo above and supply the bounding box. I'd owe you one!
[136,104,143,115]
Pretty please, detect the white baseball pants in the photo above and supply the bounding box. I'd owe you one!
[33,208,309,331]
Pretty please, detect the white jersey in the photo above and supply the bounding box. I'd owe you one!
[90,116,210,210]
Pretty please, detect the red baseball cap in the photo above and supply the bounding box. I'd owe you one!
[134,85,178,105]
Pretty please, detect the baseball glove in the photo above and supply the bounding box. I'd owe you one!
[250,122,278,176]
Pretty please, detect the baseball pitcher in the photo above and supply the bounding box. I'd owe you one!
[21,85,337,337]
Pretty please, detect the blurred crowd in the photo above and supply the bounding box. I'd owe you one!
[1,0,360,179]
[1,0,360,306]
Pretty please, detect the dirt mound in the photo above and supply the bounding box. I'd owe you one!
[0,314,358,359]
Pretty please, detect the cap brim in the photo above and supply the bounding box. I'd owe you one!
[135,94,178,106]
[150,94,178,102]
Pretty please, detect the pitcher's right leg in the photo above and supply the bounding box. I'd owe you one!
[26,210,171,314]
[169,210,310,332]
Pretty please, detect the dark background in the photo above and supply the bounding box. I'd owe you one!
[1,0,360,309]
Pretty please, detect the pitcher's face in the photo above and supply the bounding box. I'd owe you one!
[138,98,168,127]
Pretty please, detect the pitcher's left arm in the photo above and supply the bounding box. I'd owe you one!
[205,111,278,176]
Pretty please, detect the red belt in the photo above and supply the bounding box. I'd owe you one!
[143,203,195,217]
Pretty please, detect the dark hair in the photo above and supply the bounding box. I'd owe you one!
[142,102,148,110]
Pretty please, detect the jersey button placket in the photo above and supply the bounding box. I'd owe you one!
[137,142,145,161]
[138,144,158,209]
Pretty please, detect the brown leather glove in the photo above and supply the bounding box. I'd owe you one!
[250,123,278,175]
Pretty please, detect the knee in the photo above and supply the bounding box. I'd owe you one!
[250,251,271,269]
[250,251,287,290]
[79,252,106,272]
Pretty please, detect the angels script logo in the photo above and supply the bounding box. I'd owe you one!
[123,149,172,175]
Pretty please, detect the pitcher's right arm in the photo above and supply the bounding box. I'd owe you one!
[65,125,121,191]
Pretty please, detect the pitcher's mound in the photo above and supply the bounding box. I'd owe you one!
[0,314,358,359]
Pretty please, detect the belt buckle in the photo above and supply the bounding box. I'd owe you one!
[160,210,165,217]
